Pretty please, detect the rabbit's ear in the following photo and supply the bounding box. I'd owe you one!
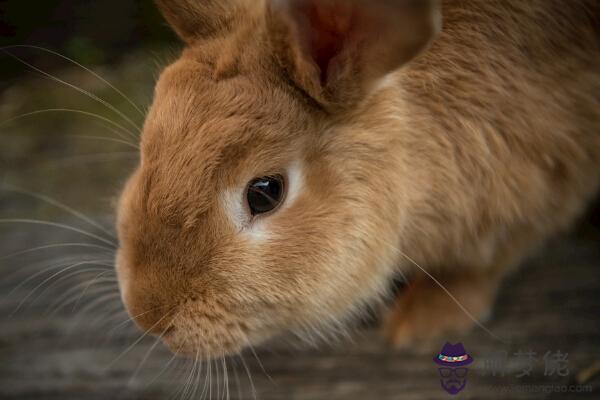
[267,0,441,109]
[155,0,243,42]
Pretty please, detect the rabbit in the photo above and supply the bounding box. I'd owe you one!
[115,0,600,357]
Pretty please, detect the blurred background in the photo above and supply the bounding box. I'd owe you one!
[1,0,174,80]
[1,0,176,215]
[1,1,599,399]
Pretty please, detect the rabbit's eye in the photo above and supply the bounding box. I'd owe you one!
[246,175,285,216]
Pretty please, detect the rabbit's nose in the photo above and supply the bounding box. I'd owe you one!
[130,302,175,335]
[119,273,177,336]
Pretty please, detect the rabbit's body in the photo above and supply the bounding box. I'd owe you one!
[367,0,600,343]
[116,0,600,355]
[339,0,600,269]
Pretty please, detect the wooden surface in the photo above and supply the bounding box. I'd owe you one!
[0,217,599,400]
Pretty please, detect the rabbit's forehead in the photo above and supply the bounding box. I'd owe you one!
[143,94,299,186]
[143,60,310,177]
[145,59,302,151]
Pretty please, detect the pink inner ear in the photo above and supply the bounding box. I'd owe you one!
[300,2,360,84]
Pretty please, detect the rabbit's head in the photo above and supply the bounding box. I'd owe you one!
[116,0,440,357]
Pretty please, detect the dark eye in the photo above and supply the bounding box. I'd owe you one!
[246,175,285,216]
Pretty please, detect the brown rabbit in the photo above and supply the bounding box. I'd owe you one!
[115,0,600,357]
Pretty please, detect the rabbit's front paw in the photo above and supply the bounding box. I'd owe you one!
[382,271,499,349]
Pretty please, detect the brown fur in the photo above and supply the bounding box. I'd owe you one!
[115,0,600,357]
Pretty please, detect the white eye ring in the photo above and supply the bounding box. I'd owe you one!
[220,160,304,237]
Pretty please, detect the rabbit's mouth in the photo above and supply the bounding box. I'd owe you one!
[159,312,257,359]
[161,324,176,339]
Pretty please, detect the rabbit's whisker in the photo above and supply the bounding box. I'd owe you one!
[88,301,126,331]
[107,305,172,339]
[106,307,175,370]
[96,120,140,144]
[70,271,117,311]
[384,239,506,343]
[127,321,173,387]
[145,333,187,389]
[6,257,112,299]
[70,299,124,347]
[32,266,111,305]
[0,108,137,141]
[191,354,201,400]
[173,344,195,400]
[198,355,210,400]
[0,219,117,247]
[201,354,211,400]
[234,355,243,400]
[192,351,205,400]
[46,270,117,315]
[1,44,146,117]
[49,286,118,320]
[215,349,221,400]
[69,135,140,150]
[208,356,214,400]
[66,292,122,335]
[70,300,125,345]
[3,254,109,286]
[98,310,135,344]
[37,151,139,170]
[0,242,114,262]
[1,49,142,133]
[240,333,271,383]
[51,285,118,319]
[1,185,117,240]
[238,351,257,400]
[11,259,114,315]
[203,360,211,400]
[221,353,230,400]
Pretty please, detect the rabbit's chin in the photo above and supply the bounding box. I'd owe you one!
[160,323,251,359]
[162,333,245,359]
[157,307,278,359]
